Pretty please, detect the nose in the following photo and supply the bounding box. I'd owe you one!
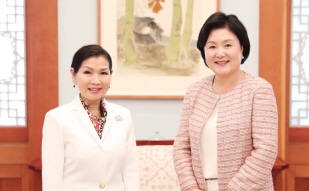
[91,74,101,85]
[216,47,225,58]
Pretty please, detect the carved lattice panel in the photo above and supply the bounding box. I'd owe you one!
[290,0,309,127]
[0,0,26,126]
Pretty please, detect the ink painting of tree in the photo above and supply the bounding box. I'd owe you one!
[117,0,217,77]
[99,0,217,97]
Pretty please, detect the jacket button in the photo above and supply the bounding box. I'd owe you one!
[99,183,105,189]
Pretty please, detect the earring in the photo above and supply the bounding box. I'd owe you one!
[73,84,76,88]
[242,55,244,59]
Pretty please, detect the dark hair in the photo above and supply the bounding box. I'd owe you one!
[197,12,250,67]
[71,44,113,74]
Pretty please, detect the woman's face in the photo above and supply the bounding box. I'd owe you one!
[70,56,111,105]
[204,27,243,77]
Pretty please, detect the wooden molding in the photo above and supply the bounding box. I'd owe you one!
[0,143,28,164]
[25,0,58,164]
[259,0,289,160]
[290,128,309,142]
[288,143,309,164]
[0,128,27,142]
[136,140,174,146]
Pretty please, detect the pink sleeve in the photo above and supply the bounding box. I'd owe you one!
[227,83,278,190]
[173,89,200,191]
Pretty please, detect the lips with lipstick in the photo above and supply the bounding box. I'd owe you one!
[89,88,101,93]
[215,60,229,66]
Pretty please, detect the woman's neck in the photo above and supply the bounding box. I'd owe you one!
[212,70,244,94]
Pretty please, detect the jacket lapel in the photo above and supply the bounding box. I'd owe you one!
[101,100,116,141]
[69,96,105,149]
[193,76,220,134]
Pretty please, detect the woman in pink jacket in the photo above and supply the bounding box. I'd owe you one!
[173,12,278,191]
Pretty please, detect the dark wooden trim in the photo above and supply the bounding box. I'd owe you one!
[273,157,289,170]
[136,140,174,146]
[28,158,41,171]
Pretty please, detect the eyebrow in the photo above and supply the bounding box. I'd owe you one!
[81,66,109,70]
[206,39,234,44]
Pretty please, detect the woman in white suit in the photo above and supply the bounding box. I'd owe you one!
[42,45,141,191]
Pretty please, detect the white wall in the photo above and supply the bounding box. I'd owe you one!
[58,0,259,139]
[221,0,259,75]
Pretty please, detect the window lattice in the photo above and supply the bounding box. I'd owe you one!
[290,0,309,126]
[0,0,26,126]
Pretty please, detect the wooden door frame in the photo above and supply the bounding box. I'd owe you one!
[25,0,58,166]
[260,0,309,190]
[260,0,289,161]
[259,0,289,190]
[0,0,58,190]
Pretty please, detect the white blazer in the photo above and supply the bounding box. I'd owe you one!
[42,96,141,191]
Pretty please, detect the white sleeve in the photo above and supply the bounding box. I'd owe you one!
[123,111,141,191]
[42,111,64,191]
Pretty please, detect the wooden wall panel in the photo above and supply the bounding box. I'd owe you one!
[286,165,295,191]
[0,143,27,164]
[295,178,309,191]
[295,165,309,177]
[26,0,58,165]
[0,128,27,142]
[0,178,21,191]
[259,0,289,190]
[0,165,22,178]
[0,0,58,191]
[25,0,58,190]
[28,170,41,191]
[0,165,29,191]
[288,144,309,164]
[260,1,309,190]
[289,128,309,142]
[259,0,288,160]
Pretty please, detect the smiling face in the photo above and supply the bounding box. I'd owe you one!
[71,56,111,105]
[204,27,243,78]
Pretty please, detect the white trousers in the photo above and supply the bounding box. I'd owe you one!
[206,179,219,191]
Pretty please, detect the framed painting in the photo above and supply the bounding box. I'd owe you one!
[98,0,218,99]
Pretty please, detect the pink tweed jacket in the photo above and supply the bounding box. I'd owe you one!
[173,72,278,191]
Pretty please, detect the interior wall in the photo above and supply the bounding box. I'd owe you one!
[58,0,259,139]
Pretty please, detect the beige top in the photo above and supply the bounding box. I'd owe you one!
[200,101,219,179]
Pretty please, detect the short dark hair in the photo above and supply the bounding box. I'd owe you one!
[71,44,113,74]
[197,12,250,67]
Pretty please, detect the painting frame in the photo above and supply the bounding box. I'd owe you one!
[98,0,219,99]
